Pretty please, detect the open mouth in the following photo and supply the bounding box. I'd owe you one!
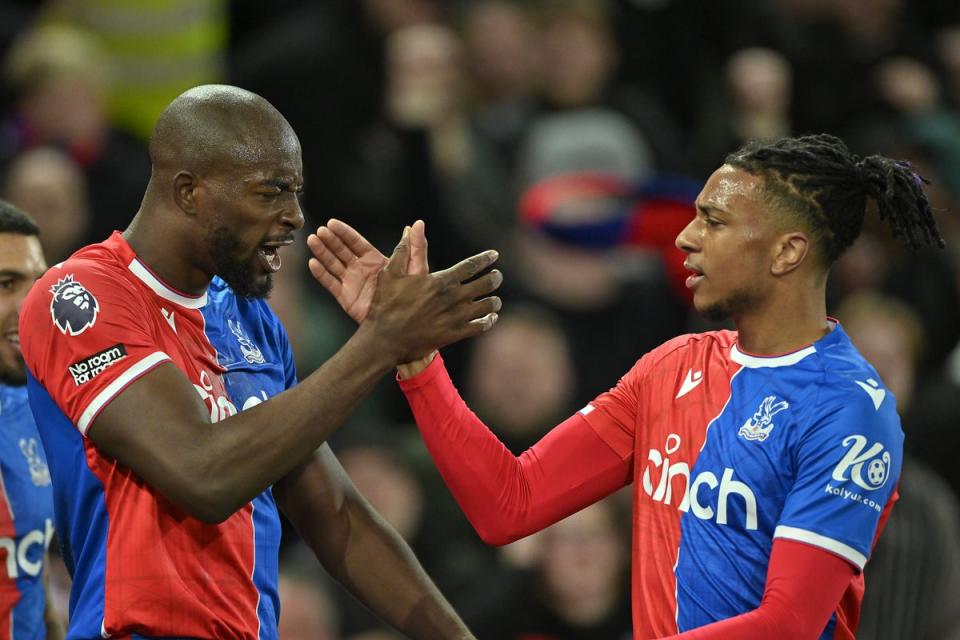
[257,238,294,274]
[684,262,704,290]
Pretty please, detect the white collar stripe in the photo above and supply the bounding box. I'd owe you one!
[127,259,207,309]
[730,344,816,368]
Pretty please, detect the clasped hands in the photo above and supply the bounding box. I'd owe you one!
[307,219,502,377]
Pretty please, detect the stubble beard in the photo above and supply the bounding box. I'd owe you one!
[699,289,759,323]
[205,222,273,299]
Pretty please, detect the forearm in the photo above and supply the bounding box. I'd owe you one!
[98,322,400,523]
[400,355,630,544]
[200,323,395,516]
[331,498,471,639]
[277,449,472,640]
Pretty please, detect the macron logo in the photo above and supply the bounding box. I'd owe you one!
[854,378,886,410]
[676,369,704,399]
[161,308,176,333]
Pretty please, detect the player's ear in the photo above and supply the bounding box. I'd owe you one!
[173,171,200,216]
[770,231,809,276]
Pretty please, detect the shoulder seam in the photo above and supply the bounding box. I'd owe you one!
[643,331,733,371]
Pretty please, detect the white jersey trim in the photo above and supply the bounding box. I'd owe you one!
[77,352,171,436]
[730,344,816,368]
[127,259,208,309]
[774,525,867,570]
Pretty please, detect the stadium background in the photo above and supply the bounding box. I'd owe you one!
[1,0,959,637]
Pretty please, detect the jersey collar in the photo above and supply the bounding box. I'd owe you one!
[127,259,208,309]
[111,232,209,309]
[730,320,839,368]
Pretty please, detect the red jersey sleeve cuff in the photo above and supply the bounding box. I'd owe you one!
[396,353,447,391]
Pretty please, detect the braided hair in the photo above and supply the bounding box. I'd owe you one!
[725,134,944,266]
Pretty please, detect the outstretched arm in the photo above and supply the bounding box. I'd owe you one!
[308,222,629,542]
[275,445,473,639]
[400,355,630,544]
[85,230,501,523]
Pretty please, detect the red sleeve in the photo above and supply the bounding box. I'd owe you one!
[664,539,856,640]
[20,262,170,435]
[398,355,632,545]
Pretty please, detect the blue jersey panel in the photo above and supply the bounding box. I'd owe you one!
[0,385,56,640]
[675,325,902,638]
[775,350,902,565]
[202,279,293,639]
[24,374,108,640]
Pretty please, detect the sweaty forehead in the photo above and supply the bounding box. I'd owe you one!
[197,120,302,179]
[697,165,766,214]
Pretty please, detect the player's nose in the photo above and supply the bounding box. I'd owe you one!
[675,218,700,253]
[282,199,305,232]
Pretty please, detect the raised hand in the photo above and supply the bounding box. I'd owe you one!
[360,227,502,365]
[308,219,429,323]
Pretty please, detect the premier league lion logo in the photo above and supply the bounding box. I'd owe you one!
[49,274,100,336]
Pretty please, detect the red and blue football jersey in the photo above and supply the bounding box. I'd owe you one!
[0,384,55,639]
[20,233,296,639]
[579,326,901,639]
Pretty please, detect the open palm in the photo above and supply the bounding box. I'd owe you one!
[307,219,428,324]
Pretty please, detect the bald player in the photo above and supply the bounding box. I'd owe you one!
[19,85,500,640]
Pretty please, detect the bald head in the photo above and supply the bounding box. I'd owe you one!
[149,85,299,176]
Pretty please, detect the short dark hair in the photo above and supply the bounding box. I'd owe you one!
[0,199,39,236]
[725,134,944,266]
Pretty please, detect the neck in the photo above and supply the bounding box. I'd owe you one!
[123,205,212,295]
[733,280,830,355]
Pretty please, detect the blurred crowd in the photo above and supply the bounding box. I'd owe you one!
[3,0,960,638]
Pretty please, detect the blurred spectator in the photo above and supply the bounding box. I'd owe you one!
[536,0,684,171]
[2,146,89,263]
[613,0,795,142]
[696,47,793,175]
[938,25,960,107]
[2,24,107,159]
[514,108,653,311]
[871,56,960,198]
[278,572,340,640]
[511,105,686,402]
[725,48,792,142]
[46,0,228,141]
[363,0,443,33]
[339,441,425,543]
[469,496,633,640]
[784,0,940,136]
[465,306,576,454]
[1,24,150,246]
[837,292,960,639]
[460,1,541,163]
[0,2,38,70]
[387,22,518,264]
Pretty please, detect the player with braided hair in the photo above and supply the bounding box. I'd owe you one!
[725,134,942,261]
[309,134,944,639]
